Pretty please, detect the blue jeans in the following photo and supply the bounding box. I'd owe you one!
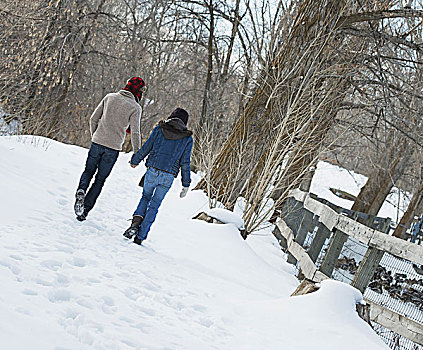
[134,167,174,240]
[78,142,119,215]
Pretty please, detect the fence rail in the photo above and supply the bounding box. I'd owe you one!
[274,189,423,349]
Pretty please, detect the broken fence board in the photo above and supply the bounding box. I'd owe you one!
[366,300,423,346]
[276,218,329,283]
[303,196,339,230]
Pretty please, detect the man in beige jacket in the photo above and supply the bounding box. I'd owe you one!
[74,77,146,221]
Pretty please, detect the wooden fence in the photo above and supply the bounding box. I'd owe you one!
[273,189,423,348]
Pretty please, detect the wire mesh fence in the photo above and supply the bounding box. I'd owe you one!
[314,234,331,269]
[303,225,318,251]
[373,323,423,350]
[364,253,423,324]
[331,237,367,284]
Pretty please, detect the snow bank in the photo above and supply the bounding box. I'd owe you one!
[204,207,245,229]
[228,280,387,350]
[0,135,388,349]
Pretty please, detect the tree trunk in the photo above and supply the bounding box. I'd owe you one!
[351,141,412,216]
[199,0,214,128]
[392,183,423,239]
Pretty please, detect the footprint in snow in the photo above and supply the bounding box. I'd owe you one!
[117,271,130,278]
[55,274,70,286]
[119,316,135,324]
[137,306,156,316]
[78,329,94,346]
[101,296,117,314]
[121,339,137,348]
[55,244,73,254]
[143,282,161,293]
[9,254,23,261]
[48,289,71,303]
[102,272,113,279]
[198,317,214,328]
[22,289,38,296]
[40,259,62,271]
[192,304,207,312]
[102,296,115,306]
[86,277,101,285]
[75,297,94,309]
[57,199,68,206]
[69,256,86,268]
[0,259,21,275]
[35,278,53,287]
[63,309,79,320]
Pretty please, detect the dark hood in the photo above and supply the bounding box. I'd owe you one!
[159,118,193,140]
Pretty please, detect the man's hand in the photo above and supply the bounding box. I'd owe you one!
[180,187,189,198]
[129,161,138,168]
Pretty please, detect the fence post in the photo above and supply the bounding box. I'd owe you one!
[281,197,307,264]
[294,209,316,249]
[307,222,331,263]
[295,210,318,278]
[282,197,305,233]
[273,224,288,250]
[351,217,391,293]
[273,197,296,250]
[318,228,348,277]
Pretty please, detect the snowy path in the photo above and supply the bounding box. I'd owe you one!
[0,136,388,350]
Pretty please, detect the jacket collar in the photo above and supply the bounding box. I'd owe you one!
[118,90,137,102]
[159,118,193,140]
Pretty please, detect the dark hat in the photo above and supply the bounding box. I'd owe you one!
[169,108,189,125]
[123,77,146,102]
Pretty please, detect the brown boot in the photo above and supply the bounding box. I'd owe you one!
[123,215,143,239]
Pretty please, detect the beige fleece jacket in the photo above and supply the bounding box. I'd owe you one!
[90,90,142,151]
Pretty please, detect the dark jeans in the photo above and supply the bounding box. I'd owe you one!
[133,167,174,240]
[77,142,119,215]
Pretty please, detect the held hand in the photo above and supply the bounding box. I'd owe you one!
[128,161,138,168]
[180,187,189,198]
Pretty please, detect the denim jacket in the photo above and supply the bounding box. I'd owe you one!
[131,124,193,187]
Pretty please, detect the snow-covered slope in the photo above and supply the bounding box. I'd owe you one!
[0,136,388,349]
[310,161,408,222]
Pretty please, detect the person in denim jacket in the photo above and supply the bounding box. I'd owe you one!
[124,108,193,245]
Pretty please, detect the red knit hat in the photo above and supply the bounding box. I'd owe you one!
[123,77,146,102]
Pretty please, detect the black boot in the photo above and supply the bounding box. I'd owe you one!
[74,189,85,216]
[76,213,87,222]
[76,209,88,222]
[123,215,143,239]
[133,236,143,245]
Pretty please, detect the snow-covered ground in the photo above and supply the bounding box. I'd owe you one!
[310,161,409,223]
[0,136,389,349]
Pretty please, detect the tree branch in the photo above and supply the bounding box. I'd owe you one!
[341,26,423,52]
[339,9,423,27]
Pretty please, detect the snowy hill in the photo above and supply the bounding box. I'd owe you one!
[0,136,389,349]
